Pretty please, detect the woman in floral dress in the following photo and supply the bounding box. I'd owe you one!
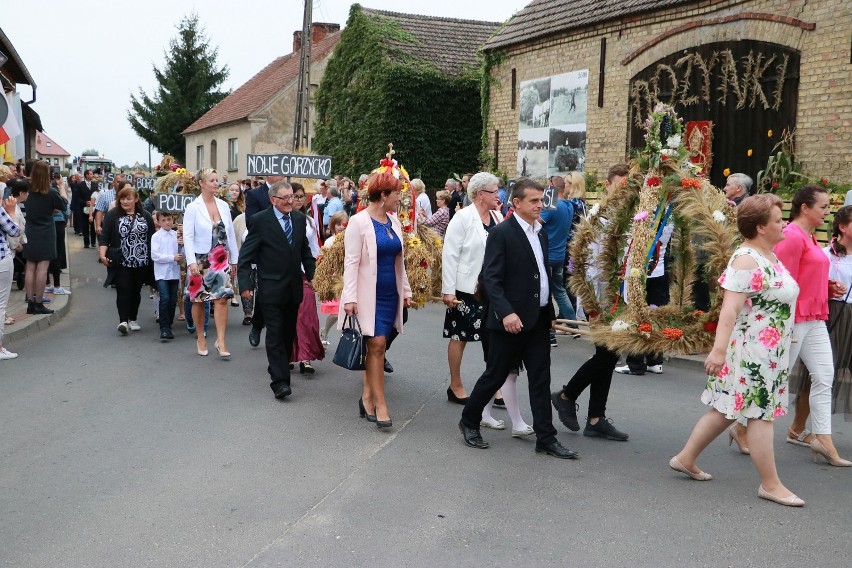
[670,195,805,507]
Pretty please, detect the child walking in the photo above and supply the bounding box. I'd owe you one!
[151,211,182,340]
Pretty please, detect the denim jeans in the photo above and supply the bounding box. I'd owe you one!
[548,262,576,322]
[185,296,210,334]
[156,279,179,332]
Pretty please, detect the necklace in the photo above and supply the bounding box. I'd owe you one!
[381,218,394,239]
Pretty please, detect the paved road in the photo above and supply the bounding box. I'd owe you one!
[2,244,850,567]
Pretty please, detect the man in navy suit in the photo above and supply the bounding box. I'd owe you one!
[238,181,315,399]
[244,174,284,346]
[459,178,577,459]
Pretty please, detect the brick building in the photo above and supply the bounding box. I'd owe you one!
[482,0,851,188]
[182,23,341,180]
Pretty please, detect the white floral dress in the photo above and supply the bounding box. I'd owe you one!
[701,247,799,421]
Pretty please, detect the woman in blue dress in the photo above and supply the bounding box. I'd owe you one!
[341,169,412,429]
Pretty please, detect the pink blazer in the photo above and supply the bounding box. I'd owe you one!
[339,210,412,337]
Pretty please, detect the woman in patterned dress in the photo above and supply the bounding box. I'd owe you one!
[183,169,239,358]
[98,184,155,335]
[670,195,805,507]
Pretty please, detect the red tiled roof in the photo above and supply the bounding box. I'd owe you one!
[361,8,501,75]
[183,30,342,135]
[35,131,69,156]
[483,0,699,51]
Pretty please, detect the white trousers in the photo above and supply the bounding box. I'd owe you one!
[0,255,13,345]
[789,320,835,435]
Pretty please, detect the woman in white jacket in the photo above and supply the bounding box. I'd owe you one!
[183,169,239,358]
[441,173,534,436]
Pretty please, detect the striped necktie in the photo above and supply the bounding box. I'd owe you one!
[281,213,293,246]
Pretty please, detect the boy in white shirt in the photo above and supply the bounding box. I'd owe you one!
[151,211,183,341]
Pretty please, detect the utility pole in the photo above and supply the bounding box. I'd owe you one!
[292,0,312,151]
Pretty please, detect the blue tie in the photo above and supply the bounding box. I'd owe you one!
[282,213,293,246]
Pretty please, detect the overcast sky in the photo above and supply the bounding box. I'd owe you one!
[7,0,521,169]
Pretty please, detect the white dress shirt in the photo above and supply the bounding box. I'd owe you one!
[513,214,549,306]
[151,228,181,280]
[416,192,432,217]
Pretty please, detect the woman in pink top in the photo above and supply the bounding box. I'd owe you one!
[733,185,850,466]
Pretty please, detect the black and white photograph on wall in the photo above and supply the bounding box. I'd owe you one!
[518,77,552,130]
[517,70,589,179]
[549,69,588,126]
[548,126,586,176]
[516,128,549,180]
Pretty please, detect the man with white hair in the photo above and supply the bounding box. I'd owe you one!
[723,173,752,205]
[446,178,463,220]
[323,185,344,229]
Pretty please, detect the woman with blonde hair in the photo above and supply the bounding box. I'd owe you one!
[342,169,412,429]
[419,189,451,238]
[183,168,239,358]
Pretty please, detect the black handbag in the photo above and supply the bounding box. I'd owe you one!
[333,315,366,371]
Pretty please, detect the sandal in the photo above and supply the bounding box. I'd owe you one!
[4,316,15,325]
[786,428,814,447]
[177,314,186,321]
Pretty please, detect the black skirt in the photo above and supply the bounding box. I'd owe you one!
[442,291,485,342]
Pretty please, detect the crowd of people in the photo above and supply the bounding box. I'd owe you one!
[1,159,850,508]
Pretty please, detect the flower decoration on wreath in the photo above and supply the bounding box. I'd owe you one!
[153,154,200,196]
[314,143,444,308]
[568,104,740,355]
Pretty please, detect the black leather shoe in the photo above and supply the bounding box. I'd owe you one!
[32,303,54,315]
[535,440,579,459]
[300,361,315,375]
[249,327,261,347]
[447,388,468,405]
[493,398,506,409]
[376,418,393,429]
[160,330,174,341]
[383,358,394,373]
[359,398,377,422]
[242,316,252,326]
[273,385,292,399]
[551,391,580,431]
[459,420,489,449]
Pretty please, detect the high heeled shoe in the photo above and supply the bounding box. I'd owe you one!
[758,485,805,507]
[728,425,750,455]
[810,439,852,467]
[447,387,467,405]
[669,456,713,480]
[197,339,208,356]
[376,417,393,429]
[214,341,230,359]
[358,398,376,423]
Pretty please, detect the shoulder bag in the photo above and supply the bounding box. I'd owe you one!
[333,315,366,371]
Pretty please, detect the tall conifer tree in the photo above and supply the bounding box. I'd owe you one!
[128,14,229,163]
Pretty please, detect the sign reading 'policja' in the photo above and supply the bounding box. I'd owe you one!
[246,153,332,179]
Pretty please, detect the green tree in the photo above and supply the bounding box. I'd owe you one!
[127,13,229,163]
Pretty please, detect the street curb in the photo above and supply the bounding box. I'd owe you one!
[4,291,72,345]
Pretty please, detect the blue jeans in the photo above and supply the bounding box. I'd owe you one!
[156,279,179,332]
[184,296,210,334]
[548,262,576,323]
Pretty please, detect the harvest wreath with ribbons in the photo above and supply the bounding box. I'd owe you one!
[569,104,740,355]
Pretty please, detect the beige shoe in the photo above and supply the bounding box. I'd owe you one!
[669,456,712,480]
[758,485,804,507]
[811,439,852,467]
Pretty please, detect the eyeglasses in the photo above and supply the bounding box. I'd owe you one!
[272,195,294,202]
[479,189,498,194]
[293,194,306,199]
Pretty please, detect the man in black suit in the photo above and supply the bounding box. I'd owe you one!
[238,181,315,399]
[243,174,284,346]
[459,178,577,459]
[76,170,98,248]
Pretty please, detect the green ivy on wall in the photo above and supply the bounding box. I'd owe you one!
[314,4,483,188]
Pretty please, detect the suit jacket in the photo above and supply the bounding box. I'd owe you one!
[481,215,555,332]
[237,207,314,305]
[244,183,271,229]
[338,210,412,337]
[441,205,503,295]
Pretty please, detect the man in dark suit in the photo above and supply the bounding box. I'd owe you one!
[238,181,315,399]
[75,170,98,248]
[243,174,284,346]
[459,178,577,459]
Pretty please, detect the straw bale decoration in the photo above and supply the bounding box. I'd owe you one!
[314,144,443,308]
[569,104,740,355]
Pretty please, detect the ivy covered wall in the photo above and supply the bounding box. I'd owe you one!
[314,4,483,188]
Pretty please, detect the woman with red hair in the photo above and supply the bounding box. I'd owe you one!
[341,169,412,429]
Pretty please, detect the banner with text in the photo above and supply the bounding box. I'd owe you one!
[247,153,332,179]
[153,193,195,213]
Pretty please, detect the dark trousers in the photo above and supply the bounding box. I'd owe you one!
[462,307,557,444]
[72,203,84,234]
[49,222,67,286]
[156,279,179,331]
[562,344,619,419]
[251,268,265,330]
[114,266,147,323]
[83,217,97,248]
[261,300,299,394]
[692,263,711,312]
[626,274,669,372]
